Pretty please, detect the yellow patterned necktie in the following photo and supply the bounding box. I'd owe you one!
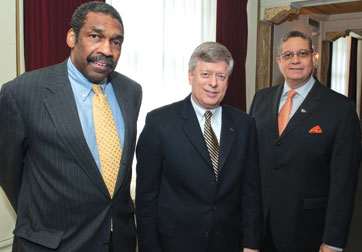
[92,84,122,198]
[204,111,219,180]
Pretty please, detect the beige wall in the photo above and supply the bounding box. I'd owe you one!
[245,0,258,110]
[0,0,17,87]
[0,1,17,251]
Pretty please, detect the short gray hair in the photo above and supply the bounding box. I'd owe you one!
[278,31,313,55]
[188,42,234,75]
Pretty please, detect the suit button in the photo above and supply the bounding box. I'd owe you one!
[213,206,216,210]
[275,141,281,146]
[103,241,109,247]
[205,231,209,237]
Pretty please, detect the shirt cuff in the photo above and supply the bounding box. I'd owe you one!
[326,244,343,251]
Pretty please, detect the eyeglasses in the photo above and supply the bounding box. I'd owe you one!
[279,50,312,60]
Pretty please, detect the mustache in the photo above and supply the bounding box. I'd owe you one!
[87,54,114,69]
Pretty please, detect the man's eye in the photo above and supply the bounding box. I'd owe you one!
[112,40,122,47]
[90,34,99,39]
[283,52,293,59]
[298,51,309,57]
[216,75,226,81]
[201,73,209,77]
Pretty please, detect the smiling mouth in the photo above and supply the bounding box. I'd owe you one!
[205,90,219,97]
[87,55,114,70]
[95,62,107,67]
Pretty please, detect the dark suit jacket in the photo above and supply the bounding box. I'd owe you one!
[135,96,263,252]
[249,80,361,252]
[0,60,142,252]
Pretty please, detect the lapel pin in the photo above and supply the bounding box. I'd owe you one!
[301,108,307,113]
[229,128,234,132]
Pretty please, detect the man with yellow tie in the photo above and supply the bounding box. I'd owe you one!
[0,2,142,251]
[136,42,263,252]
[249,31,361,252]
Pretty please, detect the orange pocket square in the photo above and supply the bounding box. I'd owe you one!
[309,125,322,133]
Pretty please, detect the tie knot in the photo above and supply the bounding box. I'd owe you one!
[92,84,103,95]
[204,111,212,121]
[287,90,297,99]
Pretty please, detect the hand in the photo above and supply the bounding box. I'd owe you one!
[319,243,340,252]
[243,248,259,252]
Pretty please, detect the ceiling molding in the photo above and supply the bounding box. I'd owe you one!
[264,5,300,24]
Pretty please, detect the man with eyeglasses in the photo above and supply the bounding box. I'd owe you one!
[249,31,361,252]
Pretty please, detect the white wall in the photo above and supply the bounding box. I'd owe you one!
[0,0,17,251]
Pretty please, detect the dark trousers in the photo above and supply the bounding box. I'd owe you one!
[261,215,279,252]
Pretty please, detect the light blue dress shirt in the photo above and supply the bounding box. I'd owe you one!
[278,75,315,119]
[190,96,222,143]
[278,76,343,252]
[67,58,125,174]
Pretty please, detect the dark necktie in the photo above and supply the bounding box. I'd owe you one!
[204,111,219,179]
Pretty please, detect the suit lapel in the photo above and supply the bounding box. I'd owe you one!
[111,74,133,194]
[43,60,109,197]
[218,106,236,172]
[270,85,284,139]
[279,81,322,139]
[182,96,213,169]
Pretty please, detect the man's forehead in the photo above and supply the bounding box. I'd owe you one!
[282,37,309,48]
[83,12,123,30]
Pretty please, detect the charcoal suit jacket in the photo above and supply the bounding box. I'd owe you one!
[136,96,263,252]
[249,80,361,252]
[0,59,142,252]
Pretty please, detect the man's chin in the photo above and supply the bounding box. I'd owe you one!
[86,72,112,84]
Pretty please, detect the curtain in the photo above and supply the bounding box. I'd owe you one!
[216,0,248,111]
[358,40,362,118]
[331,36,351,96]
[348,37,358,102]
[327,41,333,88]
[24,0,105,72]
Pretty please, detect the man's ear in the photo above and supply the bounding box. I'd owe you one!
[276,56,282,69]
[66,29,76,49]
[188,70,193,86]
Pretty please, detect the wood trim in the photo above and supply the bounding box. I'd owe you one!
[16,0,21,76]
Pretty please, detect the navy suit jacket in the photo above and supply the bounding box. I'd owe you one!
[0,60,142,251]
[249,80,361,252]
[136,96,263,252]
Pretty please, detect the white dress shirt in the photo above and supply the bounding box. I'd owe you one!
[190,96,222,143]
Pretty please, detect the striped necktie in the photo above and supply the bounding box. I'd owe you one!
[204,111,219,179]
[92,84,122,198]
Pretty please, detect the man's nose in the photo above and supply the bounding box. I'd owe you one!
[99,40,112,56]
[210,74,218,87]
[290,53,301,63]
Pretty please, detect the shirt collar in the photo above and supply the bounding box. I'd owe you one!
[67,58,108,101]
[282,75,315,99]
[190,95,222,123]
